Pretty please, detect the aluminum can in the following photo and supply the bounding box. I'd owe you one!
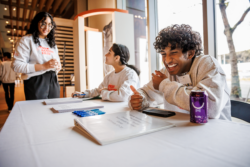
[190,90,208,123]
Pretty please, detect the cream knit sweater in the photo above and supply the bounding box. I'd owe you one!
[129,55,231,121]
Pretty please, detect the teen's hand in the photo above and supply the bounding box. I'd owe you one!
[98,87,108,94]
[130,85,143,111]
[152,70,167,90]
[43,59,59,70]
[72,91,85,98]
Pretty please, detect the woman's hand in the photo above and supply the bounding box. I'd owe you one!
[56,62,61,72]
[43,59,59,70]
[35,59,60,72]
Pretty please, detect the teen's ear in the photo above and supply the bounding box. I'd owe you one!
[115,55,121,62]
[187,50,195,59]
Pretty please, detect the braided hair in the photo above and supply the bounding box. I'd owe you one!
[112,43,140,76]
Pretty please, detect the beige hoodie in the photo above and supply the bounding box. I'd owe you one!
[0,61,17,83]
[129,55,231,121]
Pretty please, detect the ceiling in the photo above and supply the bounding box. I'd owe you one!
[0,0,75,53]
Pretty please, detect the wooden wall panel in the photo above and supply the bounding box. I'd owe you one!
[54,18,74,86]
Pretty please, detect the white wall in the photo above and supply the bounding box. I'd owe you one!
[88,0,116,32]
[112,12,135,65]
[73,17,86,92]
[86,31,104,89]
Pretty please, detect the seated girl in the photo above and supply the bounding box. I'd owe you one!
[72,43,140,102]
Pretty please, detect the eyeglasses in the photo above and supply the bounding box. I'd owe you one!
[39,22,54,30]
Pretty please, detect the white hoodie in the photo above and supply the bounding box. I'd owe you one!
[84,66,140,102]
[129,55,231,121]
[12,34,61,80]
[0,61,17,83]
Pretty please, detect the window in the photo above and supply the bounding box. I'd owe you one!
[126,0,149,86]
[215,0,250,102]
[157,0,204,69]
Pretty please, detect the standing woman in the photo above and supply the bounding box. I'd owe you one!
[12,12,61,100]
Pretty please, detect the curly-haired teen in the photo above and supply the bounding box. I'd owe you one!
[73,43,140,102]
[12,12,61,100]
[129,24,231,121]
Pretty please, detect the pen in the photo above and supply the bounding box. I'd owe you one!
[73,93,86,97]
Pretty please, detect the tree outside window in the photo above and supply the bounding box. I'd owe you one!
[216,0,250,102]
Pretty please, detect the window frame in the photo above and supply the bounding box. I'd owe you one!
[147,0,217,73]
[117,0,218,75]
[147,0,159,73]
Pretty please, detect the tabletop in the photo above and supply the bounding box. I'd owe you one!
[0,99,250,167]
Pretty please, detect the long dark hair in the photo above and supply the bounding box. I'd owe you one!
[26,12,56,48]
[112,43,140,76]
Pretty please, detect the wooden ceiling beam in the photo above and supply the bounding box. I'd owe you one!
[6,25,28,31]
[8,0,14,36]
[7,33,23,37]
[39,0,46,11]
[27,0,38,30]
[52,0,63,14]
[4,16,30,23]
[45,0,54,12]
[59,0,70,14]
[0,1,40,12]
[2,0,74,39]
[62,1,74,19]
[49,9,62,17]
[21,0,29,36]
[71,0,77,19]
[16,0,20,35]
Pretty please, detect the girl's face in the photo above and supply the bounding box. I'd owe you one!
[105,47,119,65]
[38,17,53,38]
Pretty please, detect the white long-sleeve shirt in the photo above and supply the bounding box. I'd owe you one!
[12,34,61,80]
[129,55,231,121]
[84,66,140,102]
[0,61,17,83]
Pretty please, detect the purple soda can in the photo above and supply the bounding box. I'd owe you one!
[190,90,208,123]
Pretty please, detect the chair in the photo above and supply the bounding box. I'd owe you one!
[231,100,250,123]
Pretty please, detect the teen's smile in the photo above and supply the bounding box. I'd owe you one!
[38,16,53,38]
[41,29,49,35]
[166,63,178,72]
[161,44,194,76]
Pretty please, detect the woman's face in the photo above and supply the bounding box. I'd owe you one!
[38,17,53,38]
[105,47,117,65]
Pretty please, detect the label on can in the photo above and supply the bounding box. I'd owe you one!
[190,90,208,123]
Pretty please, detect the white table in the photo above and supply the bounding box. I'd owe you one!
[0,99,250,167]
